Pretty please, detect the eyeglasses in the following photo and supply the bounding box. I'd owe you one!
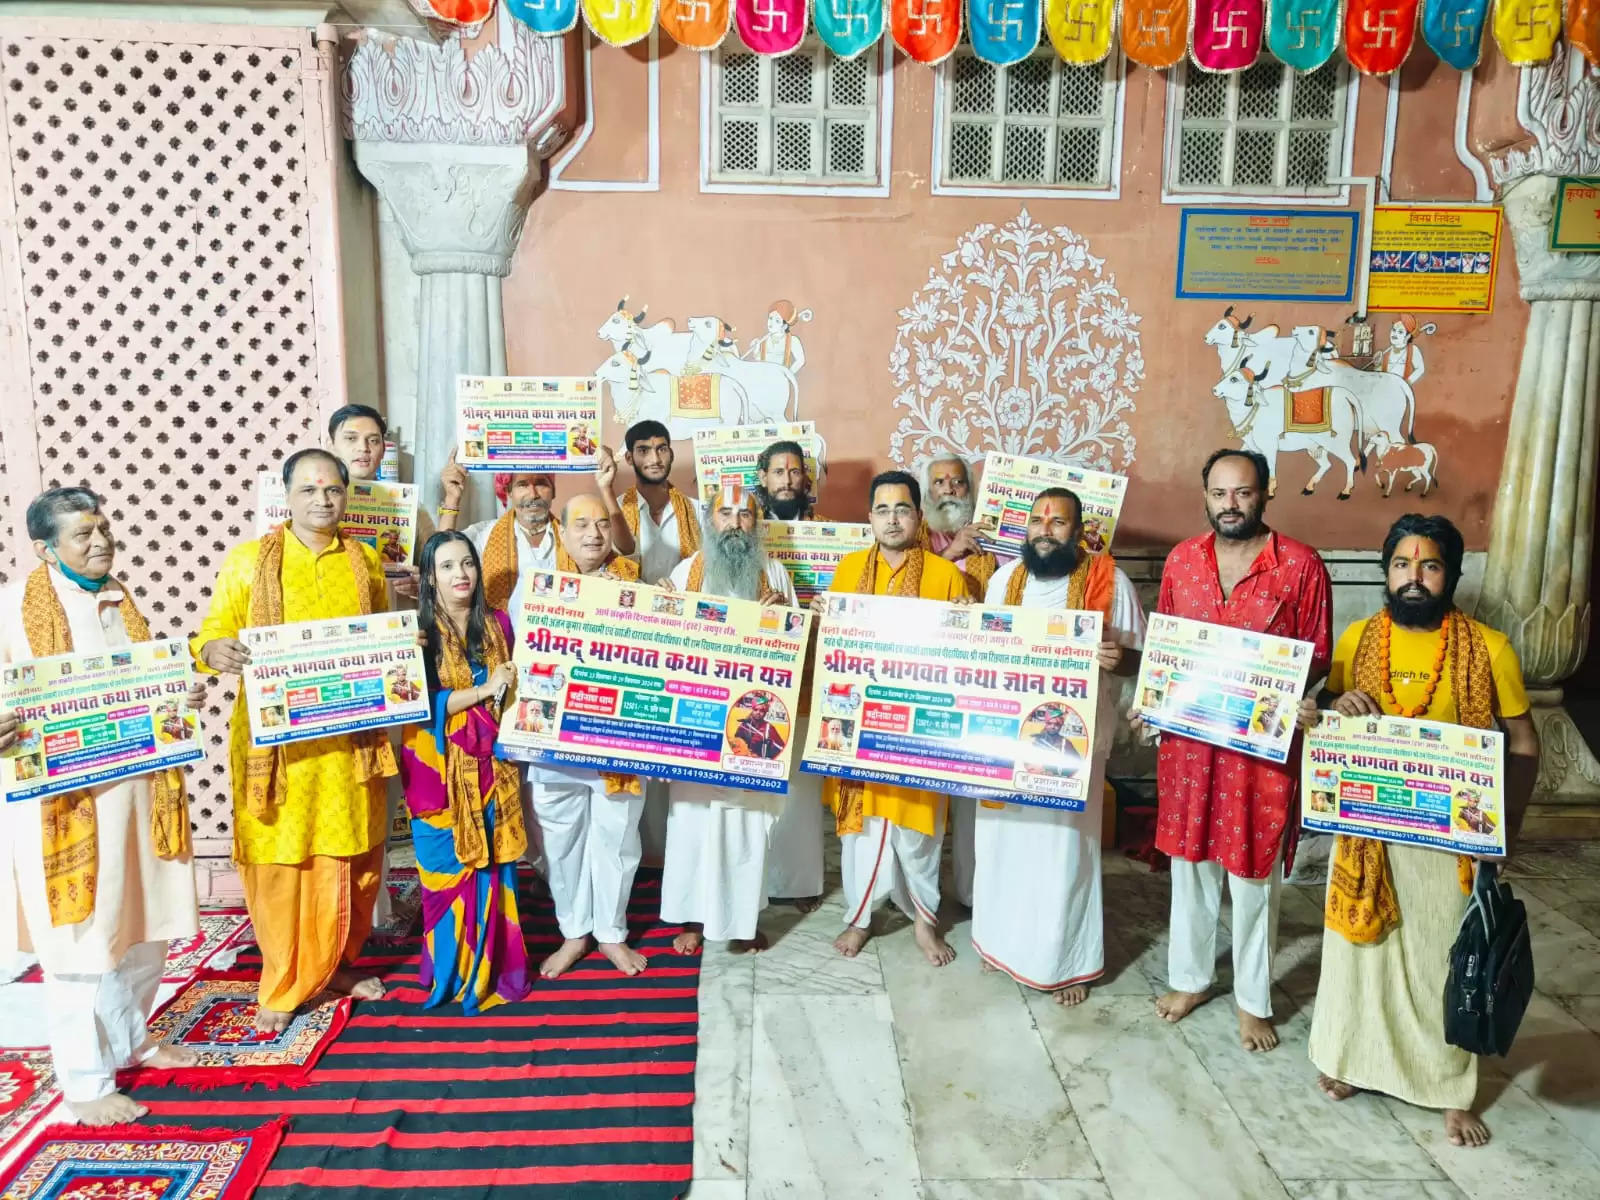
[870,504,917,519]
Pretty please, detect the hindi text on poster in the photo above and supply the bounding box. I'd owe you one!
[760,521,876,605]
[456,375,603,473]
[1175,209,1358,302]
[973,452,1127,558]
[1367,205,1502,313]
[1551,177,1600,253]
[255,473,418,579]
[692,421,824,506]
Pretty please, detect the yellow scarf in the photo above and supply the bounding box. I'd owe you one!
[620,487,700,558]
[433,615,525,868]
[243,528,397,821]
[482,512,559,613]
[22,566,191,927]
[1326,610,1491,943]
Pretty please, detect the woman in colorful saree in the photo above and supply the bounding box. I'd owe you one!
[401,531,530,1011]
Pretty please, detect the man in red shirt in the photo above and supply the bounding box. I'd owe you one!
[1142,449,1331,1052]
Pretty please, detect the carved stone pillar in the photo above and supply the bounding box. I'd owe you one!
[343,18,564,522]
[1482,46,1600,827]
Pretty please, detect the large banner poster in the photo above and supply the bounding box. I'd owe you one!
[2,641,202,802]
[456,375,603,473]
[973,453,1128,557]
[496,572,812,794]
[759,520,876,605]
[240,613,430,748]
[255,473,419,578]
[800,594,1102,810]
[1134,613,1314,764]
[692,421,823,506]
[1303,712,1506,856]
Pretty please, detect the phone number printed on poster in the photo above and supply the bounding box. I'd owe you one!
[973,452,1127,558]
[240,613,430,748]
[456,375,603,473]
[692,422,824,507]
[760,521,876,606]
[2,641,202,802]
[255,473,419,579]
[1134,613,1314,765]
[1303,712,1505,857]
[496,572,812,794]
[800,594,1102,811]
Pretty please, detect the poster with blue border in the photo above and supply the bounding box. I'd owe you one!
[1176,208,1358,303]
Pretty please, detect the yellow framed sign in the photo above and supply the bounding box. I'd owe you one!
[1367,205,1503,314]
[1551,178,1600,253]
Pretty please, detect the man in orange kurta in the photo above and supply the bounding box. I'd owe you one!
[193,449,396,1032]
[820,470,971,967]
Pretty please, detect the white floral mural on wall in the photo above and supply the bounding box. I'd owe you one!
[889,209,1142,472]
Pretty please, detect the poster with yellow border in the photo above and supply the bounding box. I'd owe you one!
[1367,205,1503,314]
[692,422,823,507]
[456,375,603,473]
[973,453,1127,557]
[255,473,418,578]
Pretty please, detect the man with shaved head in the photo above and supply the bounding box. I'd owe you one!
[531,492,644,980]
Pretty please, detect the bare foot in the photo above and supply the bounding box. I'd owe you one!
[1317,1074,1357,1101]
[1155,989,1210,1023]
[541,936,591,979]
[598,941,648,976]
[1238,1010,1279,1052]
[913,917,957,967]
[253,1006,293,1034]
[729,931,769,954]
[834,926,869,957]
[330,967,385,1001]
[1445,1108,1491,1148]
[66,1093,148,1125]
[143,1044,200,1070]
[792,896,822,914]
[673,926,704,955]
[1053,984,1089,1007]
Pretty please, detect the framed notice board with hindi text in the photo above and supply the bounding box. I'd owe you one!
[1551,178,1600,252]
[1175,209,1358,303]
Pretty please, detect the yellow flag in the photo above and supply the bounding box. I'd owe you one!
[1491,0,1561,64]
[1046,0,1119,65]
[582,0,658,47]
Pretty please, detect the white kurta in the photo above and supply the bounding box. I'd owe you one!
[968,560,1145,991]
[465,517,556,617]
[632,493,705,586]
[0,570,199,973]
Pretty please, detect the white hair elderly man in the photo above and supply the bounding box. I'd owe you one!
[918,453,998,907]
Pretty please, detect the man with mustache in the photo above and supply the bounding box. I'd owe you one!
[608,419,703,585]
[971,487,1144,1006]
[1298,514,1538,1148]
[661,484,798,956]
[1141,449,1332,1052]
[466,472,560,616]
[194,449,396,1033]
[822,470,972,966]
[751,439,821,522]
[529,495,648,980]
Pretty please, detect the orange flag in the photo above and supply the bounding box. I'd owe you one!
[1122,0,1189,66]
[1572,0,1600,64]
[659,0,733,48]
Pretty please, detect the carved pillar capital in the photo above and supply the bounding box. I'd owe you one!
[1501,174,1600,303]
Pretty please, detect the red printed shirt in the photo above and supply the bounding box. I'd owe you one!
[1154,531,1333,878]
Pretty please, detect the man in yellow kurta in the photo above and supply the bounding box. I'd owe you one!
[820,470,971,967]
[193,448,397,1032]
[1297,514,1539,1150]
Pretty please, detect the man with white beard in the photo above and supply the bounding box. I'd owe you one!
[920,453,999,908]
[661,483,798,954]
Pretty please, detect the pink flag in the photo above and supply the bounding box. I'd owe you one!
[735,0,808,54]
[1190,0,1266,72]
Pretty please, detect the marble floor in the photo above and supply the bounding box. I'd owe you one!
[685,836,1600,1200]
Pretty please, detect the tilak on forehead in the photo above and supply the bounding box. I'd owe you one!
[717,479,754,510]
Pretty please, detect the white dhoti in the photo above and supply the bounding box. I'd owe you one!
[44,941,167,1102]
[1167,849,1283,1019]
[950,794,976,908]
[766,715,825,899]
[531,766,645,944]
[660,785,781,942]
[840,813,944,930]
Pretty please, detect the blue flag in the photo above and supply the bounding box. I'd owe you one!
[968,0,1042,65]
[815,0,887,59]
[1422,0,1490,69]
[505,0,580,36]
[1265,0,1342,72]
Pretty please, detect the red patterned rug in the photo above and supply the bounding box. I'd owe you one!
[121,974,350,1090]
[0,1119,286,1200]
[11,909,252,987]
[0,1049,57,1149]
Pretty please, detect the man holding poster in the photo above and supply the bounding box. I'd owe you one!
[820,470,972,966]
[193,449,397,1033]
[660,484,798,955]
[609,419,702,584]
[1298,515,1539,1149]
[1146,449,1332,1052]
[0,488,206,1124]
[972,488,1144,1005]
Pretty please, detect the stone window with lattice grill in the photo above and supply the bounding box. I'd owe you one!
[1168,58,1351,198]
[937,39,1121,193]
[706,36,885,190]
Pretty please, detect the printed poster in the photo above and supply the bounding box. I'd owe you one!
[1367,205,1503,314]
[496,572,812,794]
[2,641,202,802]
[1551,177,1600,252]
[692,421,823,506]
[240,612,429,748]
[1303,712,1505,857]
[456,375,603,473]
[1175,209,1359,303]
[1134,613,1314,765]
[973,452,1128,557]
[255,473,419,578]
[800,594,1102,811]
[760,520,876,606]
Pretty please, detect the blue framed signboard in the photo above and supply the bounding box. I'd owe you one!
[1176,208,1359,303]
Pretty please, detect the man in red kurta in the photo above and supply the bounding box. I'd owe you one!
[1146,449,1331,1053]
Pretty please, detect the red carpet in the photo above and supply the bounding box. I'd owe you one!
[125,868,699,1199]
